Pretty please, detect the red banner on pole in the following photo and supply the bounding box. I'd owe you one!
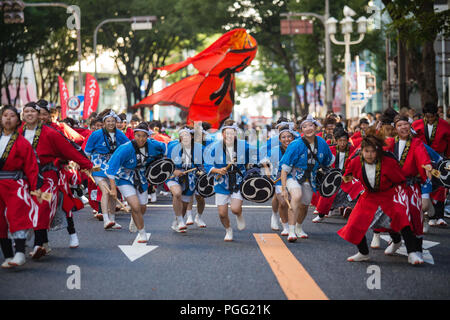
[83,73,99,119]
[58,76,70,120]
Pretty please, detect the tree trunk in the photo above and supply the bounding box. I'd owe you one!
[286,67,300,119]
[397,37,409,109]
[302,66,310,116]
[419,40,438,106]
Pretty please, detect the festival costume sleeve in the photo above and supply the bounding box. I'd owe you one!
[279,139,302,174]
[413,139,432,183]
[84,130,99,156]
[60,122,85,145]
[49,128,93,170]
[105,143,131,180]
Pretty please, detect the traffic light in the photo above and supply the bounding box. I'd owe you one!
[1,1,25,24]
[366,74,376,95]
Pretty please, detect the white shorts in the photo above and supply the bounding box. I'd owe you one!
[117,184,148,205]
[181,194,193,203]
[215,192,244,206]
[286,178,313,205]
[94,176,108,185]
[275,185,283,194]
[166,180,193,203]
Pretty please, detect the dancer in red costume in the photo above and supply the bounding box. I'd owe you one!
[412,102,450,227]
[19,102,93,259]
[338,132,424,265]
[312,127,363,223]
[0,105,43,268]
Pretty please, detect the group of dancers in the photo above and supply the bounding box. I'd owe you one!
[0,99,449,269]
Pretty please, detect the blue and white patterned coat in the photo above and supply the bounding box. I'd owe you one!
[203,139,258,195]
[105,138,166,192]
[279,136,334,191]
[84,128,129,178]
[165,140,204,196]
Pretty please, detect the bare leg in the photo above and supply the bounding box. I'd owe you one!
[195,194,205,215]
[127,195,144,230]
[288,188,303,225]
[230,198,243,217]
[170,185,184,219]
[217,204,230,228]
[276,193,289,224]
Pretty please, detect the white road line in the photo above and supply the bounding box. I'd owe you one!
[146,204,272,209]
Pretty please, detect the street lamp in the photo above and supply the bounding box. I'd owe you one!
[327,6,367,119]
[93,16,157,79]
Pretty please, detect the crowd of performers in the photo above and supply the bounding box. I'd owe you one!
[0,99,449,269]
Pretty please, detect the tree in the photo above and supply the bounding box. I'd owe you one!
[228,0,384,117]
[382,0,450,106]
[80,0,233,113]
[227,0,305,116]
[34,28,79,102]
[1,2,81,105]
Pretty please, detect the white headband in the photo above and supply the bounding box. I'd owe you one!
[221,124,239,132]
[133,128,153,135]
[103,111,121,123]
[178,128,193,136]
[279,129,296,137]
[276,121,295,130]
[301,114,321,128]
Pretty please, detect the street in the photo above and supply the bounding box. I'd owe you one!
[1,195,449,301]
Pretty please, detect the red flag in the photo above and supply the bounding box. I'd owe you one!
[83,73,100,119]
[134,29,257,129]
[58,76,70,120]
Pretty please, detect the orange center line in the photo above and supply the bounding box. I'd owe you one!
[254,233,328,300]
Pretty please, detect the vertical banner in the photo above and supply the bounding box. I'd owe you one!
[83,73,99,119]
[58,76,70,120]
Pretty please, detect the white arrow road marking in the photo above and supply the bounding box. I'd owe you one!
[380,235,439,265]
[118,233,158,262]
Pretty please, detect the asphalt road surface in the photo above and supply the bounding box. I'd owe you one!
[1,194,449,301]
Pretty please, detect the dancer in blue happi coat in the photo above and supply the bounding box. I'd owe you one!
[84,109,129,230]
[183,122,214,228]
[166,125,205,233]
[279,114,335,242]
[421,142,444,233]
[203,119,258,242]
[106,122,166,243]
[260,117,299,233]
[260,122,298,237]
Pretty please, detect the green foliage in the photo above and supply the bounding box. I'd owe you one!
[382,0,450,43]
